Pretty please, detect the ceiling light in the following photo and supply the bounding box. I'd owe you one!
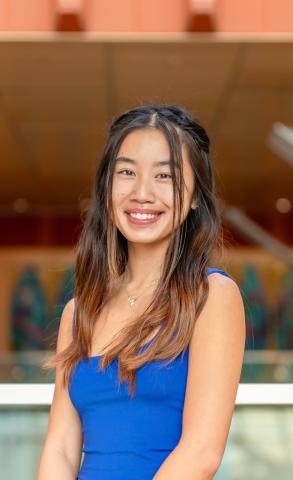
[275,197,291,213]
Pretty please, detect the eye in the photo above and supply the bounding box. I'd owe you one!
[117,169,134,176]
[116,170,172,179]
[157,173,172,179]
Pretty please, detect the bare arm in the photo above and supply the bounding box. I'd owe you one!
[36,299,83,480]
[153,273,246,479]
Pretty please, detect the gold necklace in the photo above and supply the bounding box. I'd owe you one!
[125,278,159,306]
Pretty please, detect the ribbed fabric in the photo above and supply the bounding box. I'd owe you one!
[68,267,234,480]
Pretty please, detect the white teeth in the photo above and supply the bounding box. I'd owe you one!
[129,212,160,219]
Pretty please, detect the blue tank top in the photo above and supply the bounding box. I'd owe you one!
[68,267,235,480]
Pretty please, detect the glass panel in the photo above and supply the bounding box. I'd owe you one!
[215,406,293,479]
[0,405,292,479]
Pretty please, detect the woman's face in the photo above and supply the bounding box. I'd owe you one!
[111,127,196,245]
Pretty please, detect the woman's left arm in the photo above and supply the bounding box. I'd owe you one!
[153,273,246,480]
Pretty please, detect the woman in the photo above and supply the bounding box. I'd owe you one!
[37,104,246,480]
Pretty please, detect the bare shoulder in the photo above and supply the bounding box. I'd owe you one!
[180,273,246,462]
[62,297,75,319]
[64,297,75,311]
[206,271,244,311]
[56,298,76,353]
[207,270,242,293]
[190,271,245,350]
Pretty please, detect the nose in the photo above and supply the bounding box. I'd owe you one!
[130,174,156,203]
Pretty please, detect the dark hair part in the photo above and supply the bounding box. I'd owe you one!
[43,104,224,397]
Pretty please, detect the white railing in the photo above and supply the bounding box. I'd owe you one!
[0,383,293,406]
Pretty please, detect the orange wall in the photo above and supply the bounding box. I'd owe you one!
[0,0,292,32]
[0,0,191,32]
[0,0,56,31]
[215,0,293,32]
[82,0,191,32]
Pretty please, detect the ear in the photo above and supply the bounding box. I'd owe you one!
[191,200,197,210]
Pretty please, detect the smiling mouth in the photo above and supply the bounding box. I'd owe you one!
[125,211,164,224]
[127,212,162,218]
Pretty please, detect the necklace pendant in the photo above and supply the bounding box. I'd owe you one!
[127,295,137,306]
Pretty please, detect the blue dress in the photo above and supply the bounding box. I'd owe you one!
[68,268,235,480]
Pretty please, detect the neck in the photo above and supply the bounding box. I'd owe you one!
[124,240,168,290]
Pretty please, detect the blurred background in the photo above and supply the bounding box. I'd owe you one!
[0,1,292,479]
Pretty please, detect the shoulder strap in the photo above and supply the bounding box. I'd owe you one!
[207,267,236,283]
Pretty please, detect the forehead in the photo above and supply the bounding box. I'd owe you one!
[118,128,169,159]
[117,127,189,165]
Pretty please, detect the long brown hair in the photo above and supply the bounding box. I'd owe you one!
[43,104,224,397]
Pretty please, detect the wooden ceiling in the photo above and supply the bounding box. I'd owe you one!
[0,32,292,217]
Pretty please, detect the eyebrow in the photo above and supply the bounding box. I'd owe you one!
[116,156,178,167]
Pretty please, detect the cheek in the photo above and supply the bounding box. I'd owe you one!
[112,180,128,202]
[112,192,129,218]
[112,191,127,206]
[159,183,174,202]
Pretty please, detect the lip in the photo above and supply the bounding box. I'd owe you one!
[125,211,164,226]
[125,209,164,214]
